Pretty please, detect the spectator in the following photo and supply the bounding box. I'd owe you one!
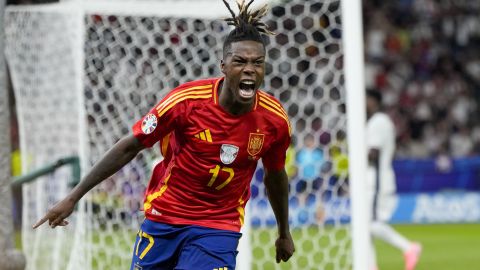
[364,0,480,159]
[296,133,323,193]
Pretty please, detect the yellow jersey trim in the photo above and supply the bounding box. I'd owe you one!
[155,85,212,110]
[144,173,171,211]
[213,78,222,105]
[258,101,292,135]
[258,92,288,118]
[157,94,213,117]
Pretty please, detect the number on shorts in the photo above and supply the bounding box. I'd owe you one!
[135,230,154,260]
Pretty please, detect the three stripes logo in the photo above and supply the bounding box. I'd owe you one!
[194,129,213,142]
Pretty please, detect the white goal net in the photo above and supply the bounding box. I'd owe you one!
[5,0,360,269]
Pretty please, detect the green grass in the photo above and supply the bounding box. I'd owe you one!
[375,223,480,270]
[15,223,480,269]
[252,226,350,270]
[252,223,480,270]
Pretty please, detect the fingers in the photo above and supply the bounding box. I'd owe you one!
[275,237,295,263]
[60,220,69,226]
[276,250,293,263]
[50,214,69,228]
[32,214,69,229]
[32,216,49,229]
[51,220,69,227]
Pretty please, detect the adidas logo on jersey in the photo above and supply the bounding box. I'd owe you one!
[194,129,213,142]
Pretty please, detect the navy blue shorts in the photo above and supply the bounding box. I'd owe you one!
[130,219,241,270]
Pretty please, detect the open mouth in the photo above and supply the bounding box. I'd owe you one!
[239,80,256,99]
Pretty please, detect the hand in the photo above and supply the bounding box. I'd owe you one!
[275,233,295,263]
[32,197,76,229]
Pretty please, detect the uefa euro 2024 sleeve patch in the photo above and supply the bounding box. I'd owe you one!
[141,113,157,134]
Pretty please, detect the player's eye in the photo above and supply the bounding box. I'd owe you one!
[233,59,245,64]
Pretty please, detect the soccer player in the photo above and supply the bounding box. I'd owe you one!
[366,89,422,270]
[32,0,295,269]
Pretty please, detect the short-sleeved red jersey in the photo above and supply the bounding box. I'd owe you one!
[132,77,291,232]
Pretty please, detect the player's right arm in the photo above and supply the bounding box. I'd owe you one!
[367,115,387,167]
[33,134,145,229]
[33,82,204,229]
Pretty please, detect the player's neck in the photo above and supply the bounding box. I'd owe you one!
[218,82,254,116]
[367,108,381,119]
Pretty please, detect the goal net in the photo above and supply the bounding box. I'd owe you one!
[5,0,360,269]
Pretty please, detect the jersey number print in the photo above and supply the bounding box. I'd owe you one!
[208,165,234,190]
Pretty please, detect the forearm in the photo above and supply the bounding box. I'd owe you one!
[264,169,290,237]
[69,135,144,202]
[368,148,379,166]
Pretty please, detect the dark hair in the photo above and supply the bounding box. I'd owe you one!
[222,0,273,57]
[366,89,382,104]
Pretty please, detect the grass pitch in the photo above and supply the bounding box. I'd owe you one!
[374,223,480,270]
[252,223,480,270]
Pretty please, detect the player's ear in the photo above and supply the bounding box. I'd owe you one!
[220,60,226,74]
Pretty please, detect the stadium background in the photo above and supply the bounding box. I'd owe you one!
[1,0,480,269]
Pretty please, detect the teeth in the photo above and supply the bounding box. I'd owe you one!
[241,81,255,85]
[240,89,255,98]
[239,80,256,99]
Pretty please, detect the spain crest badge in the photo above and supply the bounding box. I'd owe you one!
[247,133,265,156]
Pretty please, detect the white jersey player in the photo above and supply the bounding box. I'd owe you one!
[366,90,422,270]
[366,104,396,221]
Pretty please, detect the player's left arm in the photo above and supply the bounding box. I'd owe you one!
[264,167,295,263]
[262,113,295,262]
[368,148,380,166]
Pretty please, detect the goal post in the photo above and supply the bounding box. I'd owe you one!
[0,0,27,268]
[5,0,370,269]
[341,0,370,269]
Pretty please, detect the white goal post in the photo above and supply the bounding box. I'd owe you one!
[5,0,369,269]
[340,0,370,269]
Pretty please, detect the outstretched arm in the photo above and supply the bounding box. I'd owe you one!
[33,134,145,229]
[264,168,295,263]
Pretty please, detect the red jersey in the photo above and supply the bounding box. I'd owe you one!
[132,77,291,232]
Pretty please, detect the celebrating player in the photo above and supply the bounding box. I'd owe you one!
[366,89,422,270]
[32,0,294,269]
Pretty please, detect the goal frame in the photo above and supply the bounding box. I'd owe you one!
[340,0,370,269]
[6,0,370,269]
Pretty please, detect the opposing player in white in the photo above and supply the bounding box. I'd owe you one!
[366,89,422,270]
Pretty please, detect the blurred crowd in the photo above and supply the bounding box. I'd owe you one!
[364,0,480,158]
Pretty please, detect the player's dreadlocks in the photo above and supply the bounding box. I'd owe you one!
[222,0,274,57]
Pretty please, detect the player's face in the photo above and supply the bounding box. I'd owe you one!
[221,40,265,105]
